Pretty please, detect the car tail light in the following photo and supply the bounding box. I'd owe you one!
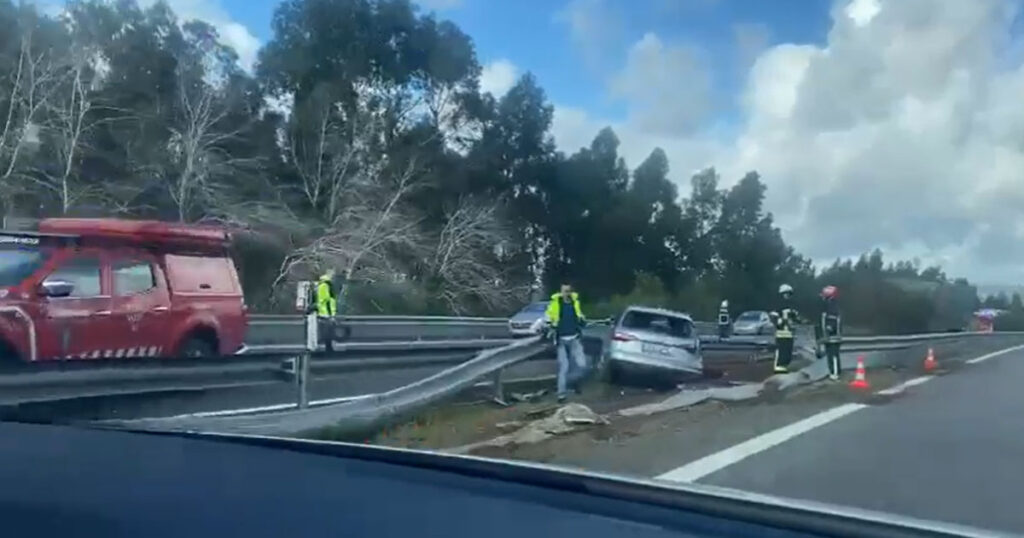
[612,332,636,342]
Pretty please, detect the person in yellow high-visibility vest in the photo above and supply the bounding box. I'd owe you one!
[316,270,338,352]
[543,283,588,402]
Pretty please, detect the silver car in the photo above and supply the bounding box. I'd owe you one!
[731,310,773,336]
[507,301,548,336]
[604,306,703,378]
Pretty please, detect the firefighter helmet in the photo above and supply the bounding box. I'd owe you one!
[778,283,794,295]
[821,285,838,298]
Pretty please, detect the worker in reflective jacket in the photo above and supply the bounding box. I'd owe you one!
[316,270,338,352]
[543,284,588,403]
[717,300,731,339]
[770,283,800,373]
[818,285,842,380]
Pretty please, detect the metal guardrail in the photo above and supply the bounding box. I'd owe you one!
[103,328,1023,438]
[244,315,512,348]
[101,337,552,436]
[247,314,509,325]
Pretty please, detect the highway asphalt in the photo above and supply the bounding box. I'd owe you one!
[659,345,1024,535]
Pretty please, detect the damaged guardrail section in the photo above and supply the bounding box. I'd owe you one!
[102,336,552,437]
[99,330,1024,441]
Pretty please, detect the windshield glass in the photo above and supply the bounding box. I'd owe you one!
[621,310,692,338]
[0,245,47,287]
[8,2,1023,536]
[522,302,547,313]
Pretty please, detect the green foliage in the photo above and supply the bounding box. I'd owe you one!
[589,273,672,320]
[0,0,989,323]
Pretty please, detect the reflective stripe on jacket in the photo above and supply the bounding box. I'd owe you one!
[821,312,842,343]
[774,308,798,338]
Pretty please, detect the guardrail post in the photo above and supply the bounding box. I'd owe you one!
[295,353,310,409]
[491,369,507,406]
[296,312,318,409]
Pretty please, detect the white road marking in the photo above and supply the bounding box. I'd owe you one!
[657,343,1024,483]
[164,393,374,419]
[656,403,868,483]
[965,343,1024,364]
[875,375,933,396]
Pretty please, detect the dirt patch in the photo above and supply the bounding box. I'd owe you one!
[370,350,796,451]
[370,381,678,450]
[468,364,917,468]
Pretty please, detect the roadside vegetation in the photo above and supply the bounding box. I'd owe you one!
[0,0,1008,332]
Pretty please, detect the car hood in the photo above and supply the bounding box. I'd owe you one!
[509,312,544,323]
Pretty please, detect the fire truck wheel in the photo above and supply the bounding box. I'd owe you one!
[178,335,217,359]
[0,340,21,365]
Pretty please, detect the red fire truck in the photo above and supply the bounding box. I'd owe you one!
[0,218,247,362]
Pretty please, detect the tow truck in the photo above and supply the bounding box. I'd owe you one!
[0,218,247,362]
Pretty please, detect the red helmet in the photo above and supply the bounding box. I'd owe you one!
[821,285,838,298]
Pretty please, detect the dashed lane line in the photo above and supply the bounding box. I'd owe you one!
[965,343,1024,364]
[656,343,1024,484]
[656,403,868,483]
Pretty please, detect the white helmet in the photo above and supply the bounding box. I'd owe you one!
[778,283,794,295]
[721,300,729,308]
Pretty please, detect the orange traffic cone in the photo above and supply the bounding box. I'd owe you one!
[923,347,938,372]
[849,356,870,390]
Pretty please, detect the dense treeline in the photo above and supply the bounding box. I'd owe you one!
[0,0,995,332]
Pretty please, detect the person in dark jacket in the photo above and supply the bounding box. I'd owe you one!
[717,300,731,339]
[817,285,842,380]
[770,283,800,373]
[543,284,588,402]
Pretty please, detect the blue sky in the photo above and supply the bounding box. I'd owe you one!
[39,0,1024,283]
[214,0,834,126]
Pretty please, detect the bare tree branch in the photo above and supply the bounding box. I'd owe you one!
[427,198,526,314]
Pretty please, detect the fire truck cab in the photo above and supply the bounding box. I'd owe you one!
[0,218,247,362]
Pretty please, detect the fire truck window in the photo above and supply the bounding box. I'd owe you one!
[48,257,102,297]
[113,262,155,296]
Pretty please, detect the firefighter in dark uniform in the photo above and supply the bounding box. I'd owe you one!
[717,300,731,339]
[770,283,800,373]
[816,285,842,380]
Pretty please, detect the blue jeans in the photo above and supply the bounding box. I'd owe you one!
[556,335,587,397]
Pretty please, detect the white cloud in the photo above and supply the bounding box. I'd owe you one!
[845,0,881,26]
[140,0,261,72]
[31,0,260,72]
[732,22,771,68]
[610,33,712,136]
[555,0,624,71]
[554,0,1024,284]
[480,59,519,97]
